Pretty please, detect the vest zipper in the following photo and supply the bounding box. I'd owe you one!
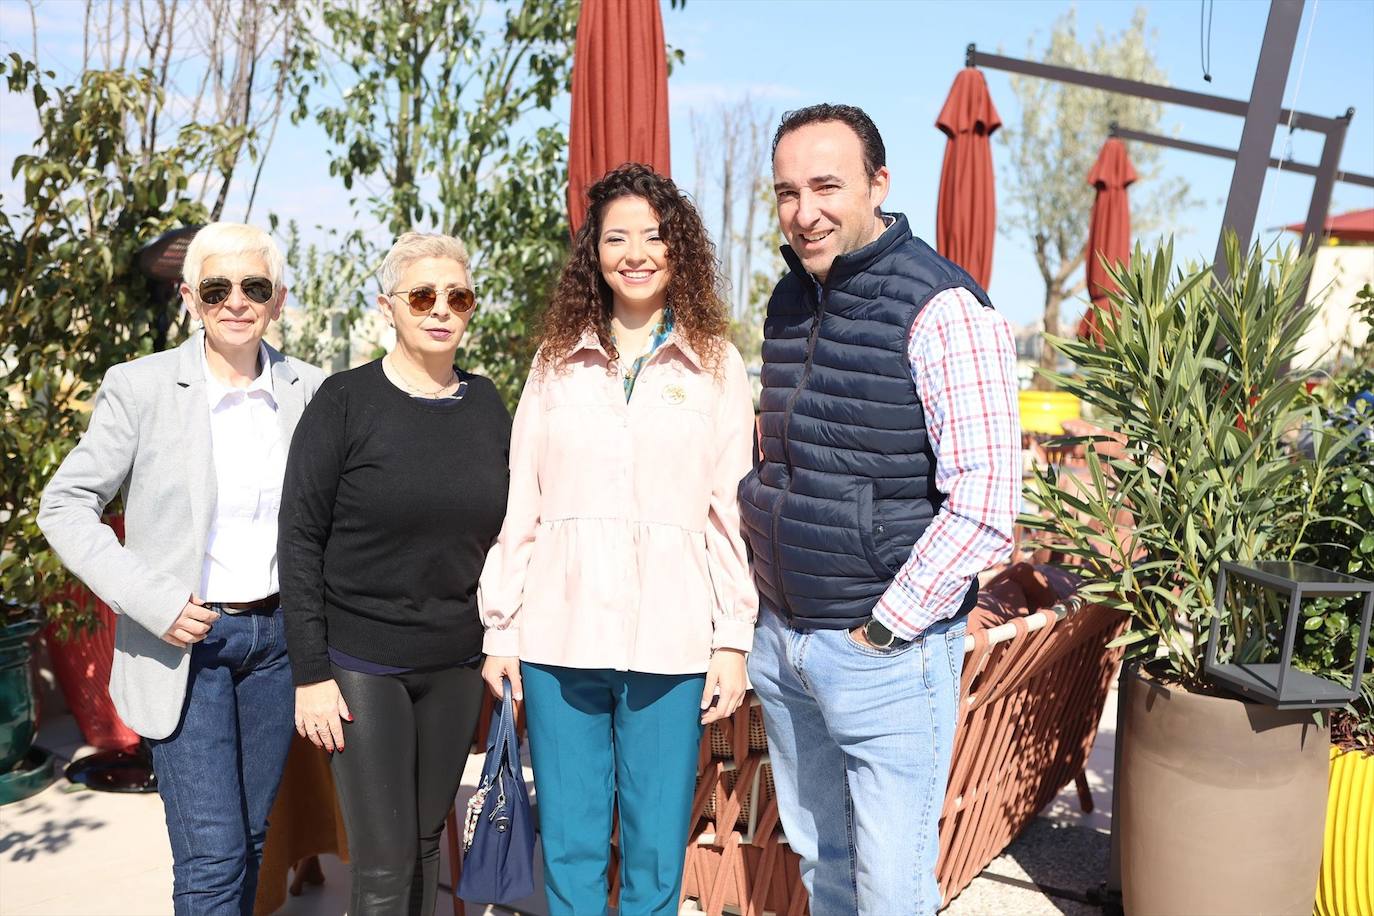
[770,283,826,619]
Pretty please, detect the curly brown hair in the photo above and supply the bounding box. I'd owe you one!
[538,163,729,375]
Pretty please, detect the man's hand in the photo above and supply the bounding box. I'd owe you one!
[481,655,523,701]
[161,597,219,648]
[296,680,352,753]
[848,624,877,648]
[701,648,748,725]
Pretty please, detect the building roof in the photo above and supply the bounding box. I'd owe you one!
[1285,208,1374,243]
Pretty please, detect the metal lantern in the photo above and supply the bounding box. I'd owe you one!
[1204,561,1374,709]
[136,224,201,351]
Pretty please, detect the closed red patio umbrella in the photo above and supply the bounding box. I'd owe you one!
[1078,138,1137,345]
[567,0,671,236]
[935,67,1002,290]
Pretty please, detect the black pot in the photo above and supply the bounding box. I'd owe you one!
[0,615,42,771]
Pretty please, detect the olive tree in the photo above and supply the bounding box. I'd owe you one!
[998,8,1192,385]
[284,0,580,405]
[0,56,246,630]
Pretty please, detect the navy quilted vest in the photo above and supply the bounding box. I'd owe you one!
[738,213,992,629]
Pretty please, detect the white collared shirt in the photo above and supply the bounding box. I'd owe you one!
[199,341,285,602]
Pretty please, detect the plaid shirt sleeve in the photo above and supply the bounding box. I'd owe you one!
[871,286,1020,641]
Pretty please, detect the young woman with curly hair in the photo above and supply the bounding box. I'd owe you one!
[480,164,757,914]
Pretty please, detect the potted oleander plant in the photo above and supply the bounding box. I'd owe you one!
[1022,235,1356,915]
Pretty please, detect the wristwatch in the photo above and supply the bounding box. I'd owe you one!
[863,616,908,650]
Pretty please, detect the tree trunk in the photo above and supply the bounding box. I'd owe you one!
[719,148,734,304]
[738,176,759,319]
[1034,284,1064,390]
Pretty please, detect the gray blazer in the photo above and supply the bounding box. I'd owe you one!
[38,330,325,739]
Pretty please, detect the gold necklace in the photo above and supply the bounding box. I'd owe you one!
[386,354,457,398]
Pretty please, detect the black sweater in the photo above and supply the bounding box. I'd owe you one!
[279,359,511,685]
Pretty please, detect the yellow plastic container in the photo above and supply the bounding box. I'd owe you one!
[1018,390,1081,435]
[1315,745,1374,916]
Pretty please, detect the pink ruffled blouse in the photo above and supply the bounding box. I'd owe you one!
[479,330,758,674]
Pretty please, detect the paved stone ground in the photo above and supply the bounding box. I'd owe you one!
[942,820,1111,916]
[2,684,1118,915]
[0,715,538,916]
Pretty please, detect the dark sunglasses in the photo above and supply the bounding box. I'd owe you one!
[198,276,275,305]
[391,284,476,314]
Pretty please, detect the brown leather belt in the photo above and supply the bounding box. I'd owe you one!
[204,592,280,615]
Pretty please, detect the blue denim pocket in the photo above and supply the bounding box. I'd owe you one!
[842,627,920,659]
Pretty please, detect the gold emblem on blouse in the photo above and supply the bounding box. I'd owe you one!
[662,383,686,405]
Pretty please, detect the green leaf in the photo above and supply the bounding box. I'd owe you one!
[1107,630,1152,649]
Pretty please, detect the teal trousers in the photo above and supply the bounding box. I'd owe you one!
[521,662,706,916]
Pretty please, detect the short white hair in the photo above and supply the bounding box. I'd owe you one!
[377,232,471,293]
[182,222,285,289]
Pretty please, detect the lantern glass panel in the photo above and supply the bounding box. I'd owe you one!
[1213,576,1290,672]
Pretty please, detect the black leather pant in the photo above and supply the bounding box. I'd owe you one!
[329,663,485,916]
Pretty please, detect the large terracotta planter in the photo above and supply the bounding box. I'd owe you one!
[44,589,140,751]
[1315,745,1373,916]
[1119,665,1329,915]
[44,515,140,752]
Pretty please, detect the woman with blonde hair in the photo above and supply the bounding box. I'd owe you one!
[280,232,510,914]
[40,222,324,914]
[481,164,757,914]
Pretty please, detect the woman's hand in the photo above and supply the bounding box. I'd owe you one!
[481,655,523,701]
[161,597,219,648]
[296,680,352,753]
[701,648,747,725]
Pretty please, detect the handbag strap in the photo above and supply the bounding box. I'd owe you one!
[496,678,520,773]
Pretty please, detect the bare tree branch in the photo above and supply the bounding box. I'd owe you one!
[26,0,39,69]
[211,0,261,221]
[101,0,113,68]
[118,0,131,71]
[245,3,294,220]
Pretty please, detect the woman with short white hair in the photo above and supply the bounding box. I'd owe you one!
[39,221,325,914]
[279,232,511,914]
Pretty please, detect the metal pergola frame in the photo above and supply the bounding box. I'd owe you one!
[967,0,1367,282]
[1106,123,1374,192]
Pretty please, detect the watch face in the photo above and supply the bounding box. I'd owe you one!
[865,618,894,648]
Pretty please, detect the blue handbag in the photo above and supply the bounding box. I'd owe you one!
[456,679,536,906]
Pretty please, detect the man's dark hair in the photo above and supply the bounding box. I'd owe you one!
[772,103,886,181]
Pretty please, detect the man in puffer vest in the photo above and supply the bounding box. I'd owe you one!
[739,103,1021,915]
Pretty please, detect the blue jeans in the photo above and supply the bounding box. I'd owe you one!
[147,608,295,916]
[747,607,966,916]
[521,663,706,916]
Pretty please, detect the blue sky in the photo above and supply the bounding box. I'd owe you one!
[3,0,1372,327]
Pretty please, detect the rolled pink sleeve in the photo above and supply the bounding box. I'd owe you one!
[706,346,759,653]
[479,367,544,657]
